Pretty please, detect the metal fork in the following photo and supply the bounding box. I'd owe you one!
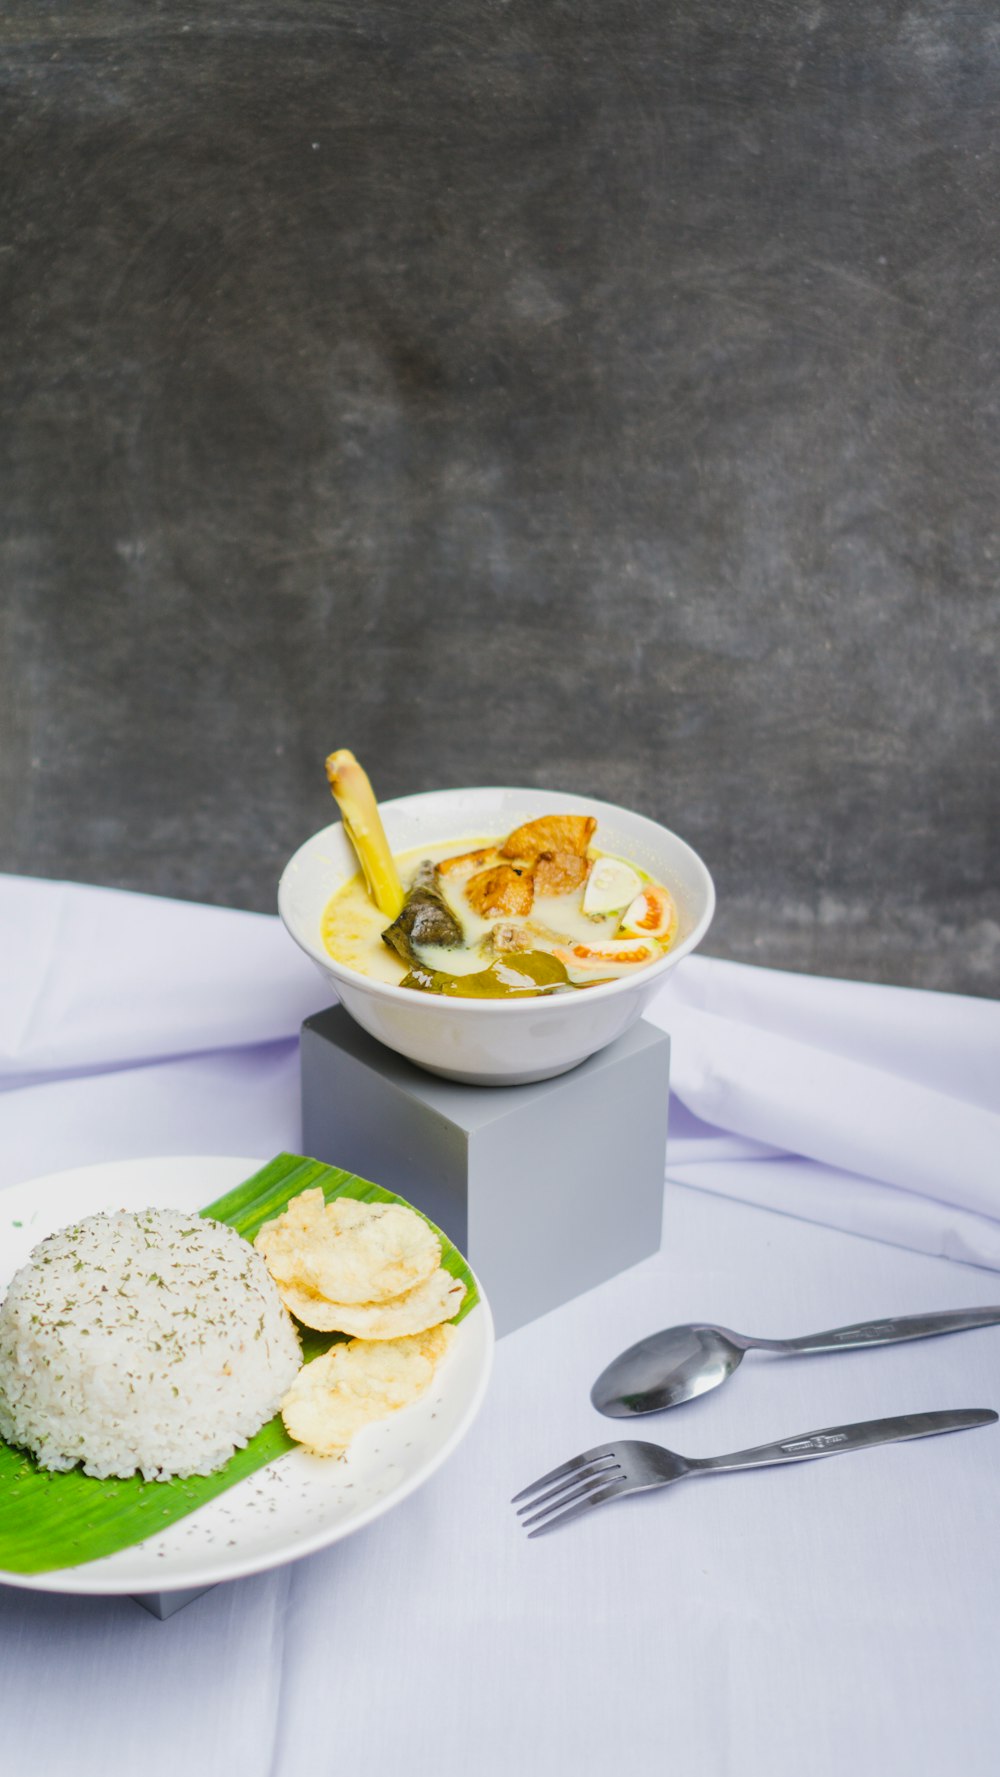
[513,1407,997,1535]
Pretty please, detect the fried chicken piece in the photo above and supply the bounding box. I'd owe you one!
[465,864,534,918]
[486,919,562,956]
[533,850,589,895]
[500,814,597,863]
[436,847,499,878]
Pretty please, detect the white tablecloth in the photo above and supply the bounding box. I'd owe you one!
[2,875,999,1777]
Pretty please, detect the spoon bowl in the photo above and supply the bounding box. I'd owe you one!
[591,1324,749,1417]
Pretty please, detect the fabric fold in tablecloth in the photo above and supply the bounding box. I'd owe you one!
[647,957,1000,1271]
[0,874,324,1083]
[2,873,998,1271]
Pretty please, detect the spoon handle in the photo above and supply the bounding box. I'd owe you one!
[691,1408,998,1476]
[762,1307,1000,1355]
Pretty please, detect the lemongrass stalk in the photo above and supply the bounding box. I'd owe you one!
[325,750,405,920]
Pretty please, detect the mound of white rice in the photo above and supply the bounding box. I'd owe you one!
[0,1207,302,1482]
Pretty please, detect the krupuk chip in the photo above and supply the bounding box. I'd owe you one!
[276,1266,465,1339]
[254,1187,441,1304]
[258,1186,467,1461]
[280,1325,456,1458]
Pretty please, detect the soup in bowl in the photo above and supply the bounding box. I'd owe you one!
[279,785,715,1085]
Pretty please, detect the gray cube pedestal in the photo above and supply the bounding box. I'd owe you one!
[132,1586,214,1618]
[301,1007,671,1337]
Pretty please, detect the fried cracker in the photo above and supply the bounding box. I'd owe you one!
[277,1266,466,1338]
[254,1189,441,1304]
[280,1324,455,1457]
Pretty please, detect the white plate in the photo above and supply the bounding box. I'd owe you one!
[0,1156,494,1597]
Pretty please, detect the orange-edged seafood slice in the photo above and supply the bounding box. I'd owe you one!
[620,884,676,941]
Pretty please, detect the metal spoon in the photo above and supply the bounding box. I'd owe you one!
[591,1307,1000,1418]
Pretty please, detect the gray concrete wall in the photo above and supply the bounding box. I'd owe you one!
[2,3,997,996]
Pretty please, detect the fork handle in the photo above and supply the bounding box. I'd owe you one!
[761,1307,1000,1355]
[692,1408,998,1475]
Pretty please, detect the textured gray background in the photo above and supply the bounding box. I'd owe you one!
[2,3,998,995]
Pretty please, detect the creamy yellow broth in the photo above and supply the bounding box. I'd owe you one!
[322,836,676,989]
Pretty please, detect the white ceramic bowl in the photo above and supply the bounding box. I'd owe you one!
[278,786,715,1086]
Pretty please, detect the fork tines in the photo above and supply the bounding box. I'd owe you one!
[512,1444,629,1537]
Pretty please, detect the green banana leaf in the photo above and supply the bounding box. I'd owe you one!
[0,1154,477,1576]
